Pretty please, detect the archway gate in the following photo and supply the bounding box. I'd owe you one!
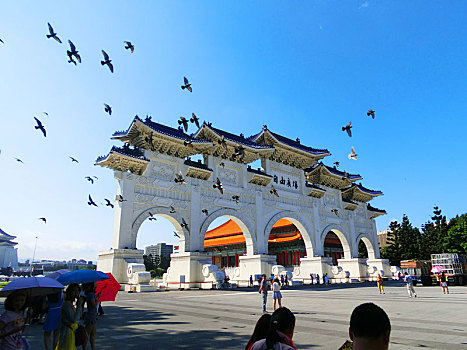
[96,116,390,287]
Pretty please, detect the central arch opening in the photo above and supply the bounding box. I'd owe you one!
[323,232,345,265]
[268,219,306,267]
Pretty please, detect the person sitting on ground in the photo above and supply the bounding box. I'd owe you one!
[343,302,391,350]
[245,313,272,350]
[250,307,297,350]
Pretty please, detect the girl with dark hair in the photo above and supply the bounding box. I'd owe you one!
[57,283,83,350]
[245,313,272,350]
[83,282,100,350]
[0,290,30,349]
[250,307,297,350]
[43,290,63,350]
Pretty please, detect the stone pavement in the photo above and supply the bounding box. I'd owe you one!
[20,281,467,349]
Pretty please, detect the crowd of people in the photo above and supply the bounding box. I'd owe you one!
[0,282,103,350]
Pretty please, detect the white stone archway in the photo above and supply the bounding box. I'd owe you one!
[320,224,352,260]
[199,208,256,256]
[263,211,315,258]
[355,233,377,260]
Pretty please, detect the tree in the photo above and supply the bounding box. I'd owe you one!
[443,214,467,254]
[420,206,449,258]
[358,240,368,258]
[143,254,156,271]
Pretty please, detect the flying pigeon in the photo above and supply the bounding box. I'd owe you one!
[333,161,340,169]
[331,208,339,216]
[85,176,94,184]
[367,109,375,119]
[232,195,240,204]
[342,122,352,137]
[213,177,224,194]
[348,146,358,160]
[181,77,192,92]
[178,117,189,132]
[270,185,279,197]
[217,135,227,150]
[202,209,208,216]
[148,212,157,221]
[43,112,49,116]
[104,199,114,208]
[116,194,126,202]
[124,41,134,53]
[173,231,180,238]
[219,162,225,168]
[104,104,112,115]
[0,39,3,44]
[34,117,46,137]
[101,50,113,73]
[233,144,245,162]
[67,40,81,64]
[88,195,98,207]
[184,137,193,148]
[69,156,79,163]
[174,172,186,184]
[190,113,200,128]
[46,23,61,43]
[169,206,176,213]
[181,218,189,232]
[14,158,23,163]
[93,176,98,180]
[38,217,47,223]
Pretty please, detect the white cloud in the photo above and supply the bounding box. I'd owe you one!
[360,1,369,8]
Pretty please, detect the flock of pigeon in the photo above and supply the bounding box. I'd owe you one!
[1,22,377,237]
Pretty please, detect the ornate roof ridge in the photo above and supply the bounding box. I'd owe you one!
[247,166,271,177]
[342,183,383,195]
[305,183,325,190]
[96,145,149,163]
[367,204,387,213]
[184,158,212,171]
[305,162,362,179]
[0,228,16,239]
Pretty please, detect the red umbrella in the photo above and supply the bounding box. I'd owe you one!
[95,273,121,302]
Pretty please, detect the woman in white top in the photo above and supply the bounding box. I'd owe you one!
[271,277,283,311]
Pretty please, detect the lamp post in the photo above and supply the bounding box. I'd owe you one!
[31,236,38,276]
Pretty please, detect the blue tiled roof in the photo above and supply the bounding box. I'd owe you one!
[0,228,16,239]
[184,159,212,171]
[200,123,274,149]
[247,166,271,177]
[249,128,329,155]
[96,146,149,163]
[367,204,386,213]
[305,162,361,179]
[342,183,383,196]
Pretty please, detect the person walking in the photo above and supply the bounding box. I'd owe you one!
[271,277,283,311]
[324,273,329,285]
[309,273,313,285]
[280,275,284,286]
[284,274,288,287]
[249,275,254,287]
[376,274,385,294]
[439,272,449,294]
[316,274,320,285]
[259,274,268,313]
[57,283,83,350]
[404,272,417,298]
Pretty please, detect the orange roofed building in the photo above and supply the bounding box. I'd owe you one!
[205,219,344,268]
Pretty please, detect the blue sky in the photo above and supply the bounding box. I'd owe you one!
[1,1,466,261]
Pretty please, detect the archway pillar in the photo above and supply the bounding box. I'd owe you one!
[337,258,369,281]
[112,171,136,249]
[366,258,392,279]
[293,257,333,282]
[235,254,278,286]
[97,248,144,285]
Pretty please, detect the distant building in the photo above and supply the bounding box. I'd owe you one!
[145,243,173,259]
[0,228,19,269]
[377,230,390,248]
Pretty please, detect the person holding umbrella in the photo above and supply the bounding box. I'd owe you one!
[57,283,83,350]
[0,290,31,349]
[83,282,100,350]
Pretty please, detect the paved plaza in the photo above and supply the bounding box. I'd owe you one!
[22,281,467,349]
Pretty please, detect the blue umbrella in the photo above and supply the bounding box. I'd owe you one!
[46,269,72,280]
[0,276,64,297]
[57,270,110,285]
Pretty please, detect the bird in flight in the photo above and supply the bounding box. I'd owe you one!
[217,135,227,150]
[173,231,180,238]
[202,209,208,216]
[69,156,79,163]
[43,112,49,116]
[219,162,225,168]
[232,195,240,204]
[104,104,112,115]
[101,50,113,73]
[233,144,245,162]
[14,158,23,163]
[348,146,358,160]
[104,199,114,208]
[67,40,81,64]
[333,161,340,169]
[170,206,176,214]
[331,208,339,216]
[190,113,200,128]
[0,38,4,44]
[34,117,46,137]
[85,176,94,184]
[116,194,126,202]
[46,23,61,43]
[181,77,192,92]
[213,177,224,194]
[367,109,375,119]
[184,137,193,148]
[342,169,349,180]
[124,41,134,53]
[174,172,186,184]
[178,117,189,132]
[38,217,47,223]
[148,212,157,221]
[342,122,352,137]
[88,195,98,207]
[270,185,279,197]
[181,218,189,232]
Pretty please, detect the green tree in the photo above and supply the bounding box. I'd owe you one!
[358,240,368,258]
[443,214,467,254]
[381,215,422,265]
[420,206,449,258]
[143,254,156,271]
